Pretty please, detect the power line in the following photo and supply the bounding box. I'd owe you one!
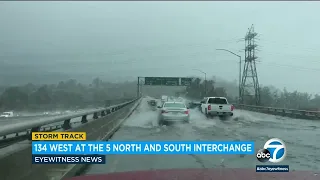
[217,57,320,72]
[258,37,320,52]
[256,61,320,72]
[257,52,320,64]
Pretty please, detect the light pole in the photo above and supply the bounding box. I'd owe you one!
[193,69,207,96]
[216,49,242,103]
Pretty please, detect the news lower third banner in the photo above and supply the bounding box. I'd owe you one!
[32,132,86,141]
[32,141,255,155]
[32,155,106,164]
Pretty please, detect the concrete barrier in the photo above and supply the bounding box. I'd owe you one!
[0,98,141,180]
[60,98,142,180]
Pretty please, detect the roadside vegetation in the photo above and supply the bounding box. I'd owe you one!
[183,77,320,111]
[1,76,320,111]
[0,78,136,111]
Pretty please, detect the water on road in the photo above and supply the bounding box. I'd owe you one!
[82,97,319,174]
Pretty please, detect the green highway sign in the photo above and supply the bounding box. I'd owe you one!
[181,78,193,86]
[145,77,179,86]
[144,77,193,86]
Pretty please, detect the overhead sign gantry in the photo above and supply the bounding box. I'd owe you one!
[137,77,193,97]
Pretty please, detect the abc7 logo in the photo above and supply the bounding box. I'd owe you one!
[256,138,286,163]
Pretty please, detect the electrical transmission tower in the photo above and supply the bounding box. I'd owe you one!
[240,24,260,105]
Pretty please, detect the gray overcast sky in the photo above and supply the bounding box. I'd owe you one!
[1,2,320,94]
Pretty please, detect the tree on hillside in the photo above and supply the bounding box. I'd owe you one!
[0,87,29,109]
[184,78,228,100]
[0,78,138,111]
[184,77,320,110]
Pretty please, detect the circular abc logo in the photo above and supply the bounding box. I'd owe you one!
[256,149,271,162]
[257,138,286,163]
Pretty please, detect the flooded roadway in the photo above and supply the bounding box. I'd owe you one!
[84,97,320,175]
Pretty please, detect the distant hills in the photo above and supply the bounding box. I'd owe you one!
[0,60,238,99]
[0,63,70,85]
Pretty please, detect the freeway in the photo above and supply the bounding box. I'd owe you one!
[0,108,103,148]
[83,97,320,175]
[0,108,102,127]
[0,116,57,127]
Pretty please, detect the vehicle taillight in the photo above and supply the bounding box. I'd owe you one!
[161,110,168,113]
[231,105,234,111]
[185,110,189,114]
[208,105,211,110]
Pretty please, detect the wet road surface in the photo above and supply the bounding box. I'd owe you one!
[82,97,319,174]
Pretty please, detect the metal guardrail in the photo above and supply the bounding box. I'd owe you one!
[235,104,320,119]
[0,126,62,149]
[0,97,139,147]
[0,97,142,180]
[187,101,320,119]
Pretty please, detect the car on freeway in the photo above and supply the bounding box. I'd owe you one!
[161,95,168,103]
[148,99,157,106]
[200,96,234,118]
[0,111,14,118]
[175,97,184,102]
[157,101,190,125]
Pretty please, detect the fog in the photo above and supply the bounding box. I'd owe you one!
[1,2,320,94]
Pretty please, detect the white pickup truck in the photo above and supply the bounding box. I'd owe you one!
[200,97,234,118]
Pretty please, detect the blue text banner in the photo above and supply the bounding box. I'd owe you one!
[32,141,255,155]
